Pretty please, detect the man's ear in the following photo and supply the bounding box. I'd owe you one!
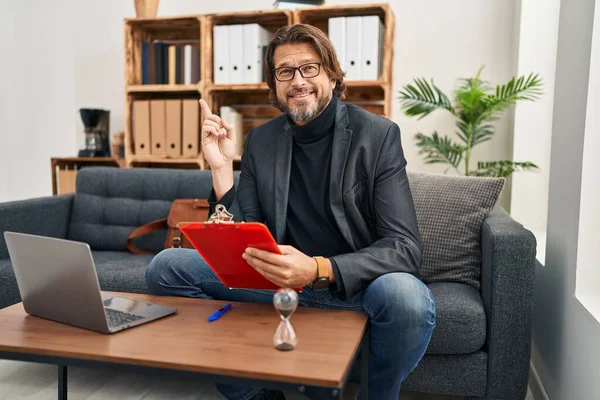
[330,79,336,90]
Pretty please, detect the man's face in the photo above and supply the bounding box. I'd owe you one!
[272,43,336,126]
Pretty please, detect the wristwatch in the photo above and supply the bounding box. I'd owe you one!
[312,256,330,289]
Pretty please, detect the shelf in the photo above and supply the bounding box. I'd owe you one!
[127,84,200,93]
[129,155,202,164]
[207,9,292,27]
[346,80,386,88]
[125,16,201,35]
[207,83,269,92]
[294,3,390,22]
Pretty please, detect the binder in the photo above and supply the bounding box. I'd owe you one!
[345,16,362,81]
[243,24,271,84]
[165,99,182,157]
[213,25,229,84]
[133,100,151,156]
[228,24,244,84]
[150,100,166,155]
[184,44,192,84]
[328,17,346,74]
[361,16,384,80]
[220,106,244,156]
[182,99,199,156]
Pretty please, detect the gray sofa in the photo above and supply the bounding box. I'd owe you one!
[0,167,536,400]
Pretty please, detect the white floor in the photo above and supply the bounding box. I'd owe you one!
[0,360,535,400]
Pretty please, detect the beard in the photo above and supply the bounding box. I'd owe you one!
[276,86,332,123]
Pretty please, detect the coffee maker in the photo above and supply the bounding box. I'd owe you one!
[78,108,111,157]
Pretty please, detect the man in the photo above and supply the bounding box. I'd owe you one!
[145,24,436,400]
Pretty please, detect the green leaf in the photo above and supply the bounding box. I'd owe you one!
[399,78,455,119]
[485,72,544,117]
[470,124,495,146]
[415,132,464,171]
[468,160,539,177]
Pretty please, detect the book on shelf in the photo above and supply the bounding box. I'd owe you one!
[142,40,200,85]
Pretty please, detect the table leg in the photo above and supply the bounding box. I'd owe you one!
[360,327,369,400]
[58,365,67,400]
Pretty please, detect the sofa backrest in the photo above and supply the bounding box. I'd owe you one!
[68,167,239,253]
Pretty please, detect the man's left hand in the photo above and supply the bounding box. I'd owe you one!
[242,245,317,288]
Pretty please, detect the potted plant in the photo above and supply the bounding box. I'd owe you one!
[398,66,543,177]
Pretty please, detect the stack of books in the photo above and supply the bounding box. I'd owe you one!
[141,40,201,85]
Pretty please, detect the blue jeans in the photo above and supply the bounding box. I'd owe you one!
[145,249,436,400]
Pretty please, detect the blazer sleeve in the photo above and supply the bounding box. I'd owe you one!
[208,129,264,223]
[330,123,423,299]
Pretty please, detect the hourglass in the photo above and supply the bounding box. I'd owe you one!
[273,288,299,351]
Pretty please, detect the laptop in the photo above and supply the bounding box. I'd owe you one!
[4,231,177,334]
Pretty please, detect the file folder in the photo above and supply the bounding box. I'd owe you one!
[150,100,166,155]
[361,16,384,80]
[243,24,272,84]
[133,100,151,156]
[345,16,362,81]
[182,99,199,156]
[328,17,346,74]
[213,25,229,84]
[220,106,244,156]
[228,25,244,84]
[165,99,182,157]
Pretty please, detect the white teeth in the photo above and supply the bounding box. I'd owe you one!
[291,92,313,98]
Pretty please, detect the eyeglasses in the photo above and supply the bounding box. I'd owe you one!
[273,62,322,82]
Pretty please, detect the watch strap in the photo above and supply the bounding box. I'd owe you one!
[313,256,329,280]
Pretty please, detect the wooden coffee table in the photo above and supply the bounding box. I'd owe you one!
[0,292,369,400]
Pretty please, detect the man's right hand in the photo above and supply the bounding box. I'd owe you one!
[199,99,236,171]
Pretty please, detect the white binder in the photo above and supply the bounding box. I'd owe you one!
[243,24,272,84]
[345,16,362,81]
[184,44,192,84]
[328,17,346,75]
[213,25,229,84]
[228,24,244,84]
[361,16,384,80]
[220,106,244,156]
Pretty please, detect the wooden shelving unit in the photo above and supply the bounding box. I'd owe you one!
[123,4,394,169]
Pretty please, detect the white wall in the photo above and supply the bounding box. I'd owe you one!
[531,0,600,399]
[0,1,77,202]
[575,0,600,316]
[0,0,519,203]
[510,0,560,265]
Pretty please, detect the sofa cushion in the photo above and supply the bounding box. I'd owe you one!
[92,251,154,294]
[0,258,20,309]
[68,168,221,252]
[425,282,486,354]
[407,171,504,289]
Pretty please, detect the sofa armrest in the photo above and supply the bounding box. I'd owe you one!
[481,207,536,400]
[0,195,74,259]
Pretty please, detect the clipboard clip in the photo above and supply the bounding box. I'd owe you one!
[207,204,234,224]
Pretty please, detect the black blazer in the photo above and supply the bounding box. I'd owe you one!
[226,100,423,298]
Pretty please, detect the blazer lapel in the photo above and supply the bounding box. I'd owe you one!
[329,101,357,250]
[274,121,293,243]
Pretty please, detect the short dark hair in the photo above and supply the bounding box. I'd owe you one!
[264,24,347,108]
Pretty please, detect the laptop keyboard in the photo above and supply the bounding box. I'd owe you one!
[105,308,145,327]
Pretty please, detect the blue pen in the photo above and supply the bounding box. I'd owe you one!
[208,303,232,322]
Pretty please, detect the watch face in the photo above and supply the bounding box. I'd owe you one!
[313,277,329,289]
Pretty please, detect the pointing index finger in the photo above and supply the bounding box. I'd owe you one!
[199,99,212,116]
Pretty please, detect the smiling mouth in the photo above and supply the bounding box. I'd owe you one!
[288,91,314,99]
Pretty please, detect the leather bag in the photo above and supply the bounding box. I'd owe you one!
[126,199,210,255]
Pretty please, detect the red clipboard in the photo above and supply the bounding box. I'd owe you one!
[178,222,301,292]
